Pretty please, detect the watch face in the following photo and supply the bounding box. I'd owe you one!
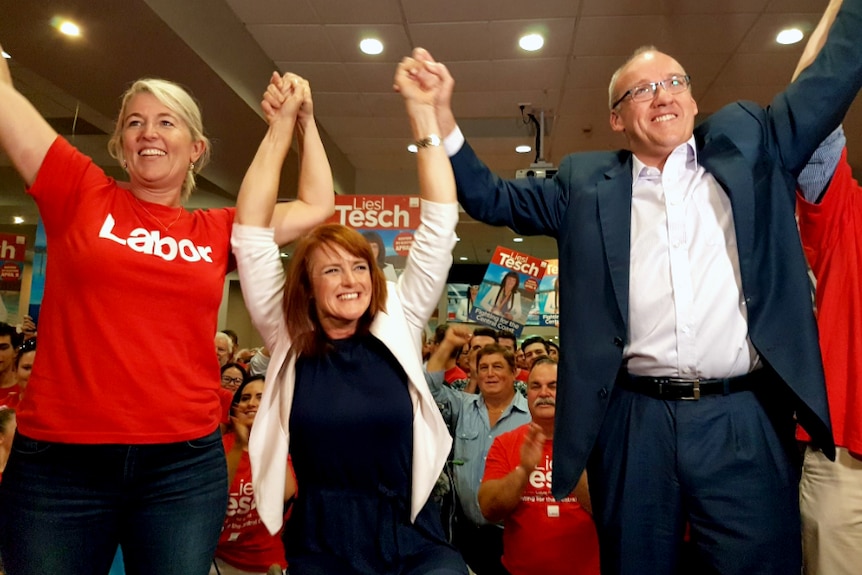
[418,134,441,148]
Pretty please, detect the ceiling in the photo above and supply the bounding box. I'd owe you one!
[1,0,858,265]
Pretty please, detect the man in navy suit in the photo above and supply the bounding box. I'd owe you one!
[405,1,862,572]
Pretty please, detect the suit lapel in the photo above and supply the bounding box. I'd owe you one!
[597,158,633,325]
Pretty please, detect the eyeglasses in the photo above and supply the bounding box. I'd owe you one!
[221,376,243,386]
[611,75,691,109]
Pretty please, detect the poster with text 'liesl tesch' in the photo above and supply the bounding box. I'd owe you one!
[470,246,547,337]
[526,258,559,328]
[0,232,27,325]
[326,195,420,283]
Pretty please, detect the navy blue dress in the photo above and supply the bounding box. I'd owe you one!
[287,334,466,575]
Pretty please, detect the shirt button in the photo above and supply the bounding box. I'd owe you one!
[599,388,609,399]
[613,337,624,347]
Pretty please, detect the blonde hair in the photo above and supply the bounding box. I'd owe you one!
[108,78,211,201]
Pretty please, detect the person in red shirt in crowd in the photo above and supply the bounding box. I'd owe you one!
[213,376,295,575]
[0,323,22,409]
[0,38,334,574]
[480,357,599,575]
[791,2,862,573]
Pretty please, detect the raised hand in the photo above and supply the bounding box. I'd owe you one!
[261,71,304,126]
[230,415,251,450]
[410,48,454,110]
[393,55,444,108]
[519,422,546,473]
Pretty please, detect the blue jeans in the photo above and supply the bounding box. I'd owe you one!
[0,428,228,575]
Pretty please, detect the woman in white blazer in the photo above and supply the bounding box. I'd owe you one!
[232,57,467,574]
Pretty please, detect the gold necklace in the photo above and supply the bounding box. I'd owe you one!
[132,195,184,232]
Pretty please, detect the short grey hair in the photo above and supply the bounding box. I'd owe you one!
[214,332,234,355]
[608,45,660,109]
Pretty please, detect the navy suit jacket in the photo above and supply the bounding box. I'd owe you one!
[452,0,862,500]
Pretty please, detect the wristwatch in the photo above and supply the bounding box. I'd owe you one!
[415,134,441,148]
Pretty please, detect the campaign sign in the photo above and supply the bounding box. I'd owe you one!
[327,195,420,281]
[469,246,547,336]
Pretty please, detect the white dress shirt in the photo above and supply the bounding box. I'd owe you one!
[626,139,759,378]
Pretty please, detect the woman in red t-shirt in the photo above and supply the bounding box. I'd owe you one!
[212,376,295,575]
[0,41,334,575]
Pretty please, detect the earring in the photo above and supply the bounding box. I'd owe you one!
[123,160,128,170]
[189,162,195,171]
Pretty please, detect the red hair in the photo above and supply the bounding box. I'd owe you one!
[282,224,388,356]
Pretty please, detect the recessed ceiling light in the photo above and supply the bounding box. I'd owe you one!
[459,256,468,261]
[776,28,803,45]
[519,33,544,52]
[52,18,81,37]
[407,144,418,153]
[360,38,384,55]
[13,216,24,224]
[513,237,524,243]
[1,51,10,59]
[515,145,532,154]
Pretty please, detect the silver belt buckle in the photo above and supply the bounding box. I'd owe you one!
[682,379,700,401]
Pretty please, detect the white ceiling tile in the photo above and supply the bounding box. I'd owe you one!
[225,0,319,24]
[273,62,356,92]
[573,16,674,56]
[408,23,494,62]
[247,24,339,61]
[307,0,404,24]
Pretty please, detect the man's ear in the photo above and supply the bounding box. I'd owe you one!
[609,111,625,134]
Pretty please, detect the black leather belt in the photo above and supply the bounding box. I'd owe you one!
[617,371,761,400]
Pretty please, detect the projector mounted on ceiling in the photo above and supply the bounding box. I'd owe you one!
[516,106,556,179]
[516,162,557,179]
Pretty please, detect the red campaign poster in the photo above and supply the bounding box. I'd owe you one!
[326,196,420,282]
[470,246,547,336]
[0,233,27,324]
[526,259,559,327]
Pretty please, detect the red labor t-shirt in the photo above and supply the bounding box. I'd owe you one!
[217,433,290,571]
[483,425,600,575]
[18,137,235,443]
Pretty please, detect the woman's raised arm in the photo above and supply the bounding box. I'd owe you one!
[0,42,58,186]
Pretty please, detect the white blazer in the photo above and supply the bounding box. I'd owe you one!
[231,200,458,535]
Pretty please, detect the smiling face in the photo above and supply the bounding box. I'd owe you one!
[609,51,697,169]
[477,351,516,400]
[309,242,373,339]
[121,92,204,202]
[234,380,264,429]
[220,366,244,392]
